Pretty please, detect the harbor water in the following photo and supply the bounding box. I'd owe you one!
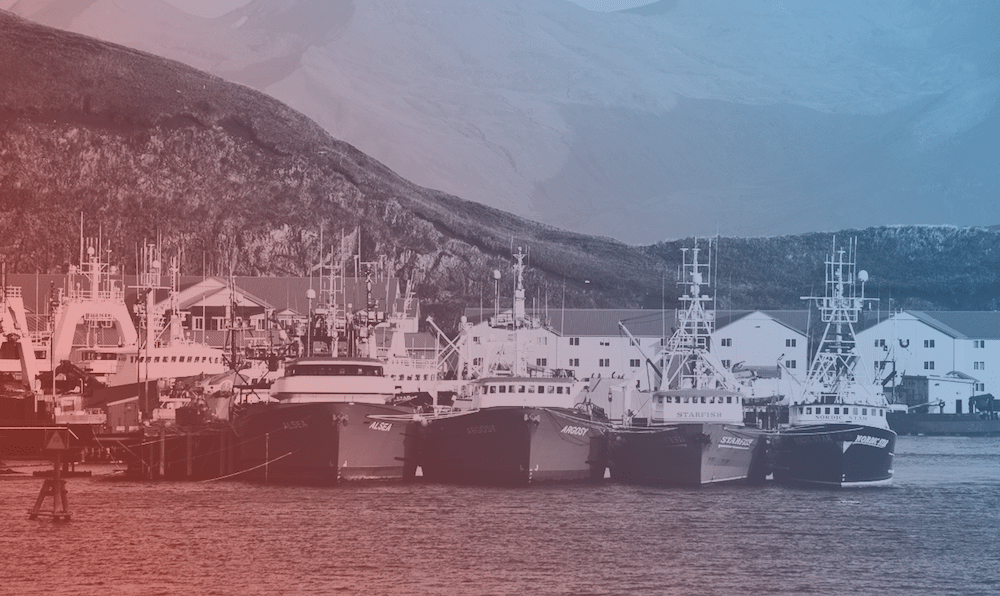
[1,436,997,596]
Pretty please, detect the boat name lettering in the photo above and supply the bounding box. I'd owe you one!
[560,425,589,436]
[720,436,753,447]
[368,421,393,432]
[282,420,308,430]
[467,425,496,435]
[677,412,723,418]
[854,435,889,448]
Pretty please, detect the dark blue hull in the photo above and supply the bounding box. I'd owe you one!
[609,423,767,486]
[770,424,896,487]
[418,407,608,485]
[232,401,417,485]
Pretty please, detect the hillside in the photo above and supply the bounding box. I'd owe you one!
[6,0,998,243]
[0,11,666,328]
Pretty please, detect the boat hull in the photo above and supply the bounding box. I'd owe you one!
[770,424,896,487]
[232,401,417,485]
[418,407,608,485]
[608,423,767,486]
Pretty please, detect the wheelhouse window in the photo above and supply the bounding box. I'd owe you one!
[289,364,383,377]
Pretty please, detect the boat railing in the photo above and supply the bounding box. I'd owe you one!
[4,286,22,298]
[66,287,125,303]
[386,356,438,370]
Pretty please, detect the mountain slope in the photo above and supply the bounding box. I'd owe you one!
[4,11,1000,328]
[0,11,665,327]
[6,0,999,243]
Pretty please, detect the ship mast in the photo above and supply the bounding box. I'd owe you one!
[799,237,879,406]
[657,239,737,391]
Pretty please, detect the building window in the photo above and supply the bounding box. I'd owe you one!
[569,337,580,346]
[472,357,483,366]
[569,358,579,367]
[720,338,732,347]
[924,339,935,348]
[874,339,885,348]
[535,358,547,367]
[975,382,985,392]
[974,340,985,349]
[785,360,796,369]
[785,338,797,347]
[721,359,731,369]
[923,361,935,370]
[598,359,609,367]
[629,359,641,368]
[974,361,985,371]
[537,337,547,346]
[192,317,204,331]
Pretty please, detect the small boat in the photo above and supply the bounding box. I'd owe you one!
[768,238,896,487]
[608,239,766,486]
[417,247,609,485]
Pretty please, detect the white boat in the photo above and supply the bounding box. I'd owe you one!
[608,239,766,486]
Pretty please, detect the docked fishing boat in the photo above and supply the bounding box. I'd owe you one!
[418,373,607,485]
[608,240,766,486]
[232,356,418,484]
[769,238,896,487]
[417,248,610,485]
[231,255,420,485]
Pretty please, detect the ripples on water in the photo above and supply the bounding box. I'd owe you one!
[1,436,997,596]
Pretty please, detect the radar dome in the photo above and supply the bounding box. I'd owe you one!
[858,270,869,282]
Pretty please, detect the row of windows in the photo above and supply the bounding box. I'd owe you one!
[128,355,221,364]
[716,338,798,348]
[390,374,435,382]
[876,338,993,349]
[483,384,568,395]
[799,406,884,417]
[478,357,644,369]
[287,365,383,377]
[655,395,737,405]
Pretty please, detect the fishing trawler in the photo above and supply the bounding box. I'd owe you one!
[417,248,609,485]
[608,240,766,486]
[769,238,896,487]
[231,260,420,485]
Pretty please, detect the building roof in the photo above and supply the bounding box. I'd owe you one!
[713,310,810,336]
[462,308,676,338]
[6,273,414,319]
[906,311,1000,340]
[461,307,815,338]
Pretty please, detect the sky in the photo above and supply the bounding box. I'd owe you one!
[9,0,1000,244]
[160,0,251,18]
[157,0,660,18]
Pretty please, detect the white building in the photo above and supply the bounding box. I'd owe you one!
[857,310,1000,413]
[456,308,808,393]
